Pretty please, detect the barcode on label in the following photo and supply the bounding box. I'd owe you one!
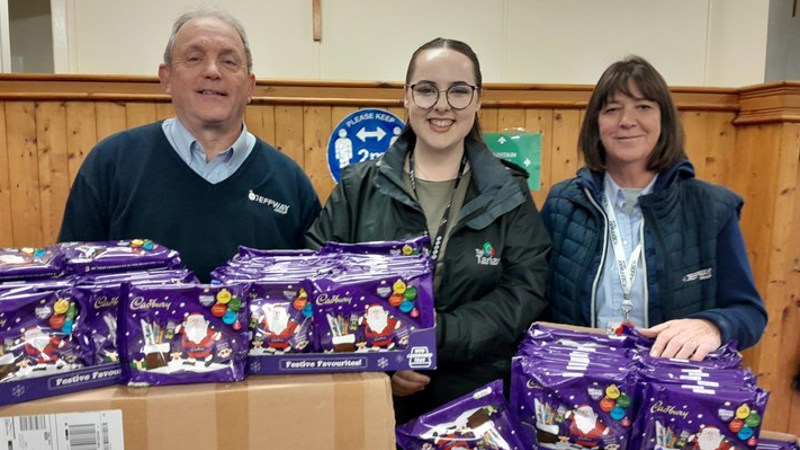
[101,422,110,450]
[67,423,97,450]
[19,415,47,432]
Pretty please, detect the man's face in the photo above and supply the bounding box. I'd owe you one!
[158,16,255,136]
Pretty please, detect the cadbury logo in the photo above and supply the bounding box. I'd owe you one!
[315,293,352,306]
[649,401,689,419]
[95,296,119,309]
[129,296,171,311]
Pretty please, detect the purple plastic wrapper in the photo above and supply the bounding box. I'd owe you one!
[631,381,769,450]
[311,268,434,353]
[74,269,197,366]
[0,245,65,281]
[511,355,639,449]
[62,240,182,274]
[0,288,87,383]
[320,236,431,257]
[757,437,799,450]
[247,281,315,354]
[236,246,316,258]
[396,379,531,450]
[121,283,250,386]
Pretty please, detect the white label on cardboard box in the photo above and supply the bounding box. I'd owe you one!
[0,409,124,450]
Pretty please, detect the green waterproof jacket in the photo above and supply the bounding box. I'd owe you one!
[306,134,550,423]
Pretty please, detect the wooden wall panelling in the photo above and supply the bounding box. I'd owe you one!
[6,102,43,246]
[760,123,800,431]
[524,109,554,207]
[35,102,70,244]
[477,108,498,133]
[0,104,13,246]
[125,102,156,129]
[303,105,334,202]
[786,125,800,433]
[273,105,305,165]
[245,105,267,141]
[549,109,582,186]
[260,105,277,145]
[65,103,98,186]
[94,103,124,143]
[730,125,783,425]
[155,103,174,121]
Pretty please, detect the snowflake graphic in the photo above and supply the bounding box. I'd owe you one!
[377,357,389,369]
[250,361,261,372]
[396,354,404,363]
[12,385,26,397]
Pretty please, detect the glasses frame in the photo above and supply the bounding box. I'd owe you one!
[407,82,479,110]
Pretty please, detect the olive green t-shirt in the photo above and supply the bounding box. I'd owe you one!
[403,170,472,290]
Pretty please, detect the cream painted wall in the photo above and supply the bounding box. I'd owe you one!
[63,0,770,87]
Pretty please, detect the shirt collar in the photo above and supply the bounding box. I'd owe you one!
[604,172,658,206]
[164,117,252,166]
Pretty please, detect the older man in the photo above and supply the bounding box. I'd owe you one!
[59,10,321,280]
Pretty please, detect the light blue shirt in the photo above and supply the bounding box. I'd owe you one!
[596,172,657,332]
[161,118,256,184]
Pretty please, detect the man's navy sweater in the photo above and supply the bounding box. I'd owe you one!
[59,121,321,280]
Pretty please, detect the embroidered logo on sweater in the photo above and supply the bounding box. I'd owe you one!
[248,190,290,215]
[681,268,712,283]
[475,242,500,266]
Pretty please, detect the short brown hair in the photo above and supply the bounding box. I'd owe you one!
[579,56,686,171]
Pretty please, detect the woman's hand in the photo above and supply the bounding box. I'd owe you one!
[639,318,722,361]
[391,370,431,397]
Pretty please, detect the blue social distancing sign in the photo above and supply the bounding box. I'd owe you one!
[327,109,405,183]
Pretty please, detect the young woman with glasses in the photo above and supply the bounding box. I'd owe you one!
[306,37,551,424]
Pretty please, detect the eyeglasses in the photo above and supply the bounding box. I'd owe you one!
[408,82,478,110]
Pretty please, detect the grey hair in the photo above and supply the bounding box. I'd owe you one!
[163,8,253,73]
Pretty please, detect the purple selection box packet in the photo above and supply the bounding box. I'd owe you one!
[214,238,438,374]
[512,354,639,449]
[310,268,434,354]
[0,287,121,406]
[396,379,531,450]
[631,381,769,450]
[120,283,250,386]
[62,239,182,274]
[320,236,430,257]
[0,288,87,381]
[0,245,66,281]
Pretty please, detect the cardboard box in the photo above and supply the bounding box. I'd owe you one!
[248,326,436,374]
[0,372,396,450]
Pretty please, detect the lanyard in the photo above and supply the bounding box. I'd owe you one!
[408,150,468,263]
[602,192,644,324]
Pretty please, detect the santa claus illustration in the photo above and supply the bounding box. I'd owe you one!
[690,426,731,450]
[175,313,220,367]
[259,304,297,353]
[359,304,401,349]
[567,404,610,448]
[22,326,65,367]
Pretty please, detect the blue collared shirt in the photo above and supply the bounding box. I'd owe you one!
[596,172,657,332]
[162,118,256,184]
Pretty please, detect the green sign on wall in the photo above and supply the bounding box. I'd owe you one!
[485,132,542,191]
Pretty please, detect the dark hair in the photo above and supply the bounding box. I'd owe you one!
[400,37,484,145]
[579,55,686,171]
[164,8,253,73]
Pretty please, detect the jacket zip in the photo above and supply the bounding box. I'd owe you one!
[584,187,651,329]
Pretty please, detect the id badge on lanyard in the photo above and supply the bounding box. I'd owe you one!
[603,193,644,334]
